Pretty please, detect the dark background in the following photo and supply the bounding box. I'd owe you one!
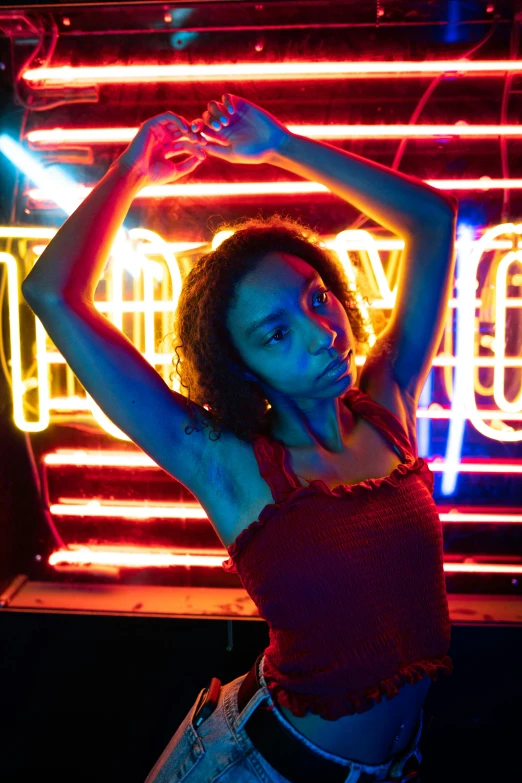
[0,610,520,781]
[1,2,521,781]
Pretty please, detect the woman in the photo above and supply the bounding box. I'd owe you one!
[22,94,457,782]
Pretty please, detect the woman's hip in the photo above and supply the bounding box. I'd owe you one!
[144,655,424,782]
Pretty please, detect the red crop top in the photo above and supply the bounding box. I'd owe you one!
[222,386,453,720]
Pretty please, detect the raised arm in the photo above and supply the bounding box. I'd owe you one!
[21,113,238,506]
[23,112,206,300]
[196,93,458,411]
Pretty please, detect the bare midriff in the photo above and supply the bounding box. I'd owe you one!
[273,675,432,765]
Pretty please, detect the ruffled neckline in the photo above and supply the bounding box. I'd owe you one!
[223,387,433,569]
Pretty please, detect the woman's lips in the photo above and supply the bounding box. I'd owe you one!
[319,349,352,378]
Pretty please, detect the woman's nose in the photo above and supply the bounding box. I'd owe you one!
[309,320,338,350]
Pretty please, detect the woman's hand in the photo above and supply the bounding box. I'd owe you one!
[190,94,290,164]
[115,111,208,186]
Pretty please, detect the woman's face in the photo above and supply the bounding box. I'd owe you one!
[226,251,355,402]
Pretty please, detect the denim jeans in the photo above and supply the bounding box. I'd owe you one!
[144,656,424,783]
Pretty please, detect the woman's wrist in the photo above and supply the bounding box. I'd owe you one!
[110,155,147,192]
[265,130,297,166]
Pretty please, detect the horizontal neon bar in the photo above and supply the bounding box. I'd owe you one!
[47,546,522,573]
[0,227,56,239]
[25,179,522,207]
[50,502,208,519]
[48,500,522,525]
[25,124,522,146]
[440,513,522,523]
[420,563,512,573]
[43,450,522,470]
[49,547,225,568]
[44,450,158,466]
[22,60,522,87]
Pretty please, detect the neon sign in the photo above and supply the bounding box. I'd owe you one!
[2,222,520,445]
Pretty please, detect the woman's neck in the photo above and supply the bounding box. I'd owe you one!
[266,396,356,453]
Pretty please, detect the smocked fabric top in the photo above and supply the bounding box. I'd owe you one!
[222,386,453,719]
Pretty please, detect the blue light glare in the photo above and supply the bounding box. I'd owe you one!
[169,32,199,51]
[441,222,475,496]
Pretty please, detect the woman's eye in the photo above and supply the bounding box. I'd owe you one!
[316,288,330,305]
[264,329,286,346]
[263,289,331,346]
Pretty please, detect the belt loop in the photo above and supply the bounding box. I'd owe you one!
[236,684,270,732]
[235,653,270,733]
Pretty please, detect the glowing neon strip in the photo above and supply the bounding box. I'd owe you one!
[439,513,522,523]
[19,180,377,202]
[24,179,522,206]
[48,500,522,525]
[48,546,225,568]
[43,449,522,472]
[434,563,520,574]
[22,60,522,87]
[0,228,57,239]
[50,502,207,519]
[44,450,157,466]
[46,546,522,574]
[25,124,522,147]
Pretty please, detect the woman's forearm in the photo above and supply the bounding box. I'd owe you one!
[22,159,144,303]
[267,132,457,238]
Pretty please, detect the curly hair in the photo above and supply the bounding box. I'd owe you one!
[171,212,373,444]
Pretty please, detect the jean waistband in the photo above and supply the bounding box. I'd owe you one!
[236,654,423,783]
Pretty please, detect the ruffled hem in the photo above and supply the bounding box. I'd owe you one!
[264,654,453,720]
[222,455,433,573]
